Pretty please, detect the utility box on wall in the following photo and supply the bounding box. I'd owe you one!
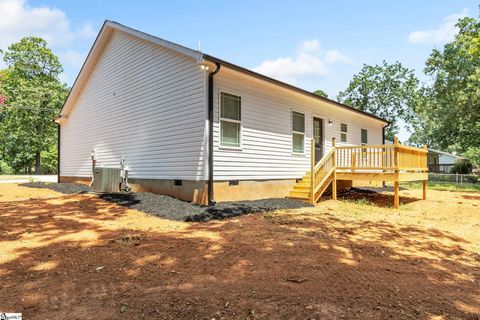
[92,167,121,193]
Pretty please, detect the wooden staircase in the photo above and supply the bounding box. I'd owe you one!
[288,173,312,200]
[288,140,337,203]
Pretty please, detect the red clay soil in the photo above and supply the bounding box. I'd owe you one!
[0,185,479,319]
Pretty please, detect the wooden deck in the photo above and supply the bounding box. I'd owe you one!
[288,137,428,208]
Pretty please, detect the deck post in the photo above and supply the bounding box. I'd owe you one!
[394,181,399,208]
[422,180,427,200]
[393,136,399,208]
[423,144,427,200]
[310,138,315,204]
[332,138,337,200]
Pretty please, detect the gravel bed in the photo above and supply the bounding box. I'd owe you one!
[185,198,314,222]
[99,192,204,221]
[21,182,91,194]
[21,182,313,222]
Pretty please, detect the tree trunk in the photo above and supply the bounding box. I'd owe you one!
[35,152,41,174]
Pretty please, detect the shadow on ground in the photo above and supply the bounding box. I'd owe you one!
[0,194,479,319]
[334,187,419,208]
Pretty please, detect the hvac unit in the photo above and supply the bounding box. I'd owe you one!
[92,167,121,193]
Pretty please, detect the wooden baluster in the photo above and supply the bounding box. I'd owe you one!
[393,136,399,208]
[423,144,428,200]
[332,138,337,200]
[352,152,356,172]
[310,138,315,204]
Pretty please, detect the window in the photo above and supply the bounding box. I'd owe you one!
[340,123,348,142]
[361,129,368,145]
[220,92,241,148]
[292,111,305,153]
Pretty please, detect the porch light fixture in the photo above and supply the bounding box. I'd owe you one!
[328,120,333,126]
[200,64,210,71]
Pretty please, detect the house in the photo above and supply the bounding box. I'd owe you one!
[427,149,463,173]
[55,20,428,207]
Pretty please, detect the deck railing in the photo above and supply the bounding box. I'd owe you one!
[310,144,336,203]
[309,137,428,207]
[335,138,428,172]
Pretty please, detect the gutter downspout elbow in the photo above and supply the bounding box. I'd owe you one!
[208,62,221,206]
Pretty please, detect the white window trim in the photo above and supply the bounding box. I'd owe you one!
[219,90,242,150]
[291,110,305,154]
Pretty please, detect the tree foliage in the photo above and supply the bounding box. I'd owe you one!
[412,17,480,164]
[337,61,420,140]
[313,89,328,98]
[0,37,67,174]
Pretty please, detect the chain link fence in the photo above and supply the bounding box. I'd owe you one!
[428,173,479,186]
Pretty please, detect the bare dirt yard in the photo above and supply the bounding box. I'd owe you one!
[0,183,479,319]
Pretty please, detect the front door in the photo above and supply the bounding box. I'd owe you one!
[313,117,324,164]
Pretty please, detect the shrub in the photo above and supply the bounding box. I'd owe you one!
[450,159,473,174]
[465,175,479,184]
[0,160,14,174]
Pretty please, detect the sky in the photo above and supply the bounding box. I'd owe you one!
[0,0,478,140]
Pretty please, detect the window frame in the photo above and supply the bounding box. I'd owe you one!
[291,110,306,154]
[340,123,348,143]
[361,128,368,145]
[219,90,242,149]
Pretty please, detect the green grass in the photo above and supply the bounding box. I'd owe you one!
[0,175,39,182]
[400,181,480,192]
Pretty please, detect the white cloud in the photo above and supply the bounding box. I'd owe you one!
[324,49,352,64]
[253,39,351,84]
[77,22,97,41]
[0,0,96,83]
[60,50,87,70]
[408,9,469,44]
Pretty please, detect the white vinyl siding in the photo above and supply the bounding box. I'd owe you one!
[213,68,385,180]
[60,29,206,180]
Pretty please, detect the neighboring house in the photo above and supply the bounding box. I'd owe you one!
[55,20,391,204]
[427,149,463,173]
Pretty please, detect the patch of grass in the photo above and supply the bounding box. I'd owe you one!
[401,181,480,192]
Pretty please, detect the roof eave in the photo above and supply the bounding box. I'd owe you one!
[203,54,389,125]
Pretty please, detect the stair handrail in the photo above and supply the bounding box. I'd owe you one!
[310,138,337,203]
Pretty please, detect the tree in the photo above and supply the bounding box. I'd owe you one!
[337,61,420,140]
[0,37,67,174]
[313,89,328,98]
[413,16,480,164]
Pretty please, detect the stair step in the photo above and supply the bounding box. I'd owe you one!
[292,189,310,194]
[293,185,310,191]
[287,194,310,200]
[288,190,310,198]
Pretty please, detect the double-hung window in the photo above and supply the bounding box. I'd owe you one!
[361,129,368,145]
[220,92,241,148]
[361,128,368,157]
[292,111,305,153]
[340,123,348,142]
